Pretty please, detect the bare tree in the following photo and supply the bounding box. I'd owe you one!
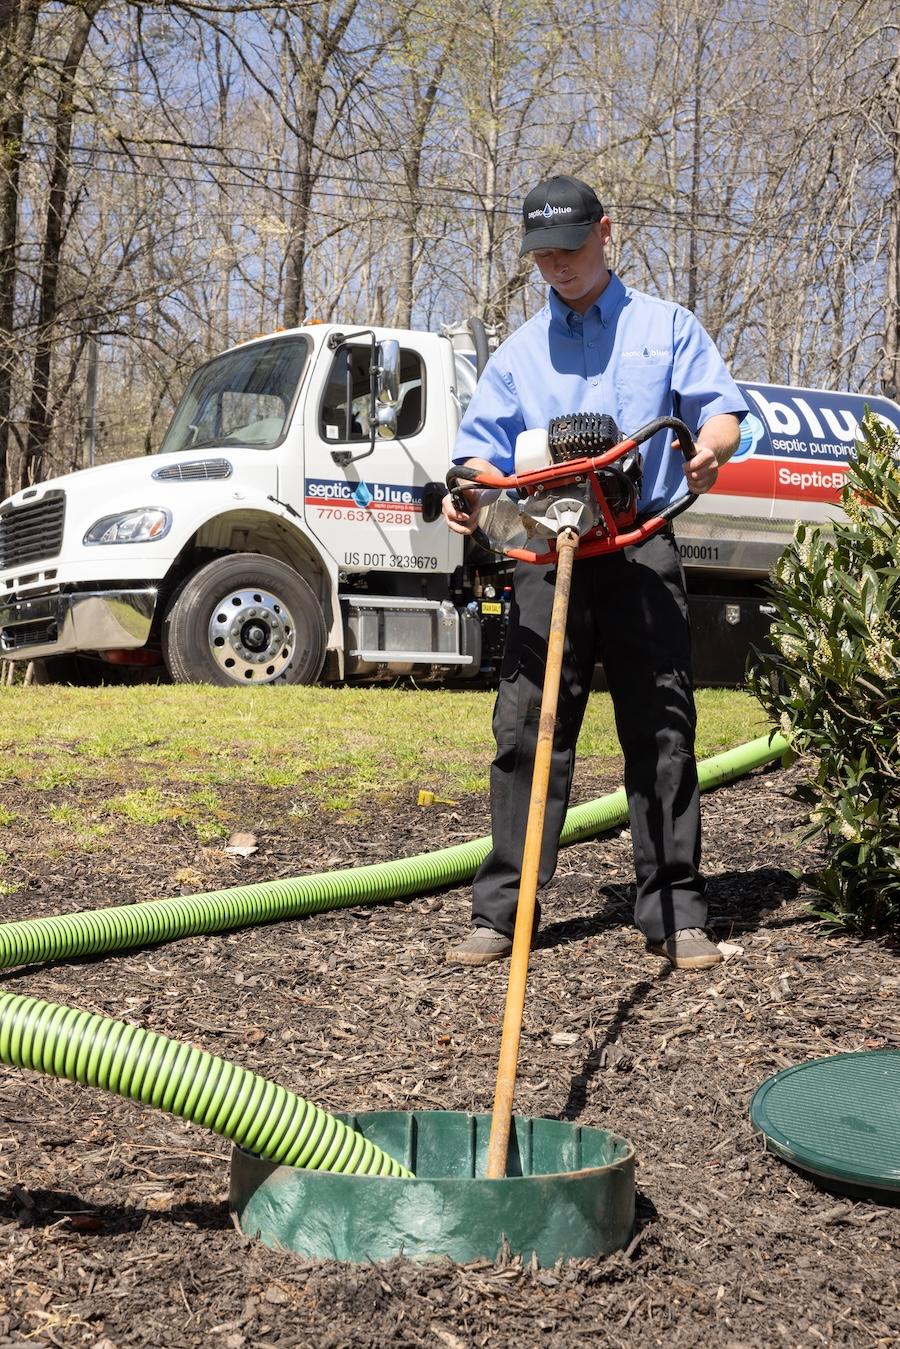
[443,0,574,331]
[21,0,102,487]
[0,0,40,496]
[380,8,461,328]
[881,42,900,399]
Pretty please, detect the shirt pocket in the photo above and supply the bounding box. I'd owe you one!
[614,358,673,434]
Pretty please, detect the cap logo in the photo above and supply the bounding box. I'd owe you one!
[526,203,574,220]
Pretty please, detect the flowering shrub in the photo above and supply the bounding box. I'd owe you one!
[748,413,899,931]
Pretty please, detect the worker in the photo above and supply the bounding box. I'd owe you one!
[443,174,748,971]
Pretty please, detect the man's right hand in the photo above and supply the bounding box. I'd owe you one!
[442,457,498,536]
[442,487,481,535]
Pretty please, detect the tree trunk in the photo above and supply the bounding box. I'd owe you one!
[883,47,900,401]
[0,0,39,498]
[686,16,703,314]
[474,0,503,326]
[22,0,102,488]
[280,1,360,330]
[282,112,315,329]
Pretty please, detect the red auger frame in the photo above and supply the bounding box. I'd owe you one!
[447,415,699,565]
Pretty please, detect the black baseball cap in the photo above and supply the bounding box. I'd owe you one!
[520,175,604,255]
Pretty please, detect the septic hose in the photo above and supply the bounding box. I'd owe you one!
[0,990,412,1178]
[0,732,788,973]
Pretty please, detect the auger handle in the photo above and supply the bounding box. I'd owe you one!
[446,464,510,556]
[628,416,698,527]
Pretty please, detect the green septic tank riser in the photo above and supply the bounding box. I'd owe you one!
[230,1111,636,1266]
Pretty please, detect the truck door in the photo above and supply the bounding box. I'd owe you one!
[298,337,455,579]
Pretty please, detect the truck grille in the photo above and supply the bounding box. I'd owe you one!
[0,490,65,570]
[1,618,58,651]
[152,458,232,482]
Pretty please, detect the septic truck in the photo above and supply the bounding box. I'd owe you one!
[0,320,898,687]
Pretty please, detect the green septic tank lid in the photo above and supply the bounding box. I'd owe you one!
[750,1050,900,1200]
[230,1109,636,1266]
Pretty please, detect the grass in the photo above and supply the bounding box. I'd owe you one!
[0,684,770,816]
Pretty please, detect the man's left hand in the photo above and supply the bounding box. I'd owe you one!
[673,413,741,495]
[679,442,720,494]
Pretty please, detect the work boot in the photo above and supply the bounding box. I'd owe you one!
[446,927,513,966]
[647,927,723,970]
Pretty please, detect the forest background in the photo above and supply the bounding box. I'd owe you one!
[0,0,898,499]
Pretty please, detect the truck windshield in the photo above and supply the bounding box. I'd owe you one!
[159,336,309,454]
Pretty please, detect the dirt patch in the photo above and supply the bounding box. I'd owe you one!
[1,758,898,1347]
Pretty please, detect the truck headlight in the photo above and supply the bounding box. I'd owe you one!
[83,508,172,545]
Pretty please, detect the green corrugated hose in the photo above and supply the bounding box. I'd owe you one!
[0,990,412,1178]
[0,732,788,972]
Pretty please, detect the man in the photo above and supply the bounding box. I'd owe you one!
[443,174,747,971]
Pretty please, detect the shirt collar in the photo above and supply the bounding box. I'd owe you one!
[548,272,627,332]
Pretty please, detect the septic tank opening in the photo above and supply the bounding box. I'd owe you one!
[231,1109,636,1266]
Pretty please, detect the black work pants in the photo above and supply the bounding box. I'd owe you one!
[472,529,705,945]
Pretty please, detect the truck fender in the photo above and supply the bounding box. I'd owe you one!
[173,497,343,665]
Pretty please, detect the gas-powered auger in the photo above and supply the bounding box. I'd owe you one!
[447,415,699,1180]
[446,413,698,565]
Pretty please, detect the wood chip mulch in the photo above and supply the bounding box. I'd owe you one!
[1,758,898,1347]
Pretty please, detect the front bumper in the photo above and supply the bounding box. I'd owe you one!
[0,587,158,660]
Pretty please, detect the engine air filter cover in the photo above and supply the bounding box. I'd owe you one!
[750,1050,900,1201]
[548,412,620,462]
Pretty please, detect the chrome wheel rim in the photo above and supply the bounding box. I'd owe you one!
[208,586,296,681]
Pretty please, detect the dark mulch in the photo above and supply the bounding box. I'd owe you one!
[1,756,898,1348]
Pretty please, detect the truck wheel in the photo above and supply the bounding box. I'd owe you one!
[162,554,327,686]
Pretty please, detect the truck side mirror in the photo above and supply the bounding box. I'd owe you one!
[376,340,400,406]
[329,332,400,466]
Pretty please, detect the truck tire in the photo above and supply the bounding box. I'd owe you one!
[161,554,327,686]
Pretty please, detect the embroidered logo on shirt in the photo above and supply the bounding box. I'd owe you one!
[622,346,671,360]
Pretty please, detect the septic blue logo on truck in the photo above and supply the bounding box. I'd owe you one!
[735,381,900,465]
[733,412,765,462]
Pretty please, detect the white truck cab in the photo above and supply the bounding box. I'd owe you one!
[0,323,491,685]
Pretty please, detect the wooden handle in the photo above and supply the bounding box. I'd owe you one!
[485,529,579,1180]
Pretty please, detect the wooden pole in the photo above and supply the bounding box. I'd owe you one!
[485,528,579,1180]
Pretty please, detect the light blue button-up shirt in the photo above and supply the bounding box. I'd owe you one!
[454,275,747,512]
